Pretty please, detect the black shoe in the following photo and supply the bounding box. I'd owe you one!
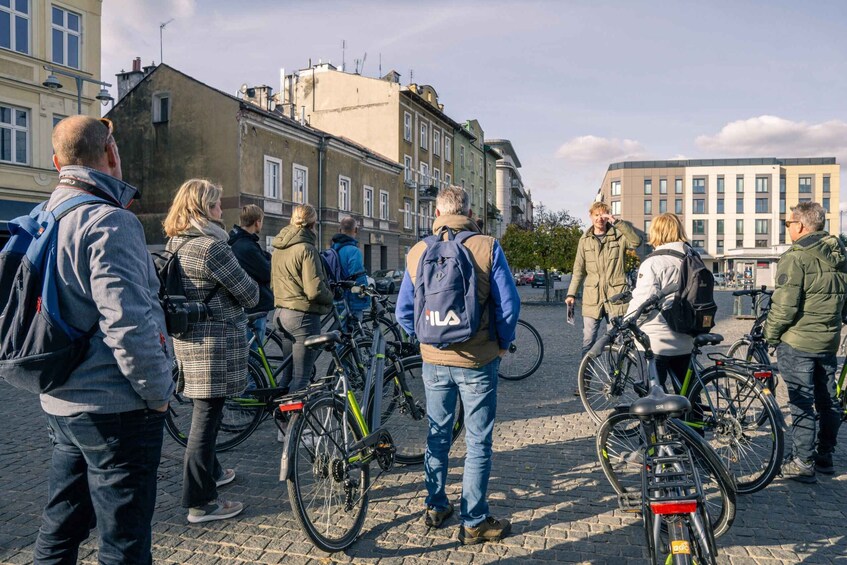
[573,389,581,397]
[459,516,512,545]
[814,452,835,475]
[424,504,454,528]
[781,457,817,484]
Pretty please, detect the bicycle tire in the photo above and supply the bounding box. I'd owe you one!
[287,394,369,552]
[366,355,464,465]
[579,341,645,425]
[326,339,372,394]
[727,338,776,393]
[356,315,402,344]
[596,412,736,537]
[164,360,266,452]
[687,367,783,494]
[498,319,544,381]
[838,363,847,421]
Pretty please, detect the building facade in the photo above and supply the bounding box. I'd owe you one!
[487,139,531,237]
[107,64,405,271]
[0,0,104,244]
[597,158,840,286]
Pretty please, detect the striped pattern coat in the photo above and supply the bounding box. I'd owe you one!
[168,234,259,398]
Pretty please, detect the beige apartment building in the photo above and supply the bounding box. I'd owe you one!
[0,0,106,244]
[453,118,499,229]
[597,158,840,286]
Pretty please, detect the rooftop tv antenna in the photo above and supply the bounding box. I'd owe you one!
[160,18,174,64]
[342,39,346,72]
[355,52,367,75]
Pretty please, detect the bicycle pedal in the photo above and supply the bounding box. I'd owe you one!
[617,491,642,513]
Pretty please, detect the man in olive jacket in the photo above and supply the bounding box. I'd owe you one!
[566,202,641,364]
[764,202,847,482]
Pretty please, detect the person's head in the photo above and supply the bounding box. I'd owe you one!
[648,213,688,247]
[435,185,471,217]
[163,179,223,237]
[787,201,826,241]
[291,204,317,230]
[240,204,264,233]
[52,115,121,179]
[339,216,358,236]
[589,201,611,232]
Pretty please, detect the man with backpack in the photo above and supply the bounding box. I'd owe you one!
[765,202,847,483]
[330,216,370,323]
[395,185,520,545]
[33,116,173,563]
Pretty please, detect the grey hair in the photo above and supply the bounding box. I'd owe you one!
[435,185,470,216]
[339,216,358,234]
[791,201,826,231]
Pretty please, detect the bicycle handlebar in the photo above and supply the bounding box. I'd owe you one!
[732,285,772,297]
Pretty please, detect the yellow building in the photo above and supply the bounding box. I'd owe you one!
[0,0,105,243]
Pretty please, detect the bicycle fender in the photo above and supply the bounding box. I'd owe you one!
[279,414,299,481]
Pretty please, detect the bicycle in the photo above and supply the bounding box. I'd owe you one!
[834,322,847,421]
[580,291,785,494]
[498,319,545,381]
[727,286,778,393]
[594,288,736,564]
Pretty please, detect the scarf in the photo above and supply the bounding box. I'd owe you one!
[184,217,229,242]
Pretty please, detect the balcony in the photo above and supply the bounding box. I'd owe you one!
[511,198,524,214]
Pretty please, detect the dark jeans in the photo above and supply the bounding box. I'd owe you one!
[182,397,225,508]
[655,353,692,393]
[777,342,841,462]
[34,409,165,565]
[275,308,322,393]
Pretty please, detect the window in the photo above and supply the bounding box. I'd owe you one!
[692,240,704,249]
[433,168,440,188]
[338,177,351,211]
[756,219,768,234]
[433,130,440,156]
[755,239,769,248]
[363,186,373,218]
[292,164,307,204]
[469,153,474,173]
[716,198,724,213]
[459,146,465,168]
[780,199,786,213]
[659,199,667,213]
[823,197,830,212]
[659,179,667,194]
[404,200,412,229]
[780,175,786,193]
[152,92,170,123]
[379,190,389,220]
[444,137,451,161]
[1,0,29,54]
[736,198,743,213]
[51,5,81,69]
[717,219,724,235]
[755,177,768,193]
[445,173,451,185]
[403,112,412,142]
[693,199,705,214]
[611,201,621,215]
[692,220,705,234]
[611,180,621,196]
[823,176,831,193]
[716,240,724,253]
[675,199,683,214]
[779,222,786,244]
[404,155,413,183]
[644,220,651,234]
[799,197,812,203]
[717,177,725,193]
[420,122,428,150]
[736,219,744,234]
[692,178,706,194]
[755,198,768,213]
[736,239,744,248]
[736,176,744,193]
[644,200,652,214]
[675,178,683,194]
[0,104,28,164]
[419,162,429,186]
[644,178,652,195]
[263,156,281,199]
[799,176,812,193]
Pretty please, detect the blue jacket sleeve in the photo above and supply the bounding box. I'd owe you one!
[395,270,415,336]
[489,241,520,349]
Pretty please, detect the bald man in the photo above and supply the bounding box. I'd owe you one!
[33,116,173,564]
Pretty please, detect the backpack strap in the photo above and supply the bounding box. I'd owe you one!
[647,248,685,260]
[169,237,223,304]
[50,193,109,221]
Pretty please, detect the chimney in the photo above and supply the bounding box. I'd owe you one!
[132,57,141,72]
[115,56,149,103]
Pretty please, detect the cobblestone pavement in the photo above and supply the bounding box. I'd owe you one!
[1,290,846,564]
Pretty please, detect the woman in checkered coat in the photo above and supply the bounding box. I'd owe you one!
[163,179,259,523]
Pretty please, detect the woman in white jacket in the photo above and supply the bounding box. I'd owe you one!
[625,213,694,390]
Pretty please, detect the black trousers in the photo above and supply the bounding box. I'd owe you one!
[655,353,692,393]
[182,397,225,508]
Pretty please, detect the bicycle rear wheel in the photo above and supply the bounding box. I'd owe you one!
[366,355,464,465]
[579,341,645,425]
[498,319,544,381]
[287,394,369,553]
[727,339,777,393]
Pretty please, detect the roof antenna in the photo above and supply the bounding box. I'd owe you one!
[342,39,346,72]
[159,18,174,64]
[410,69,414,84]
[379,53,382,76]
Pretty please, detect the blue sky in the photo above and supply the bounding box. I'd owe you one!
[102,0,847,221]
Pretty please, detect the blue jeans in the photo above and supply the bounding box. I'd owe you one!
[777,343,841,462]
[422,357,500,527]
[34,409,166,565]
[581,315,608,359]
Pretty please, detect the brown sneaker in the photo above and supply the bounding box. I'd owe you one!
[459,516,512,545]
[423,503,454,528]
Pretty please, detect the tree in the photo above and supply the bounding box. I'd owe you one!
[501,204,583,302]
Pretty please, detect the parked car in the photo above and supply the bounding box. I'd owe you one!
[531,272,547,288]
[514,273,525,286]
[372,269,404,294]
[713,273,726,286]
[552,271,562,281]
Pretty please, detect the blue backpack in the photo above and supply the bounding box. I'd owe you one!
[0,194,105,393]
[320,247,347,287]
[414,228,483,348]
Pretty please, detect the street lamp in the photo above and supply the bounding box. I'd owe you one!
[42,65,114,115]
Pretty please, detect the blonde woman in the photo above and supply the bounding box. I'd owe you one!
[163,179,258,523]
[271,204,334,395]
[625,213,694,389]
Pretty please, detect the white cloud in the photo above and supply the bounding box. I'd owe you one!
[695,115,847,158]
[555,135,647,164]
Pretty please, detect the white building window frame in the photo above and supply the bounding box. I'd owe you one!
[292,163,308,204]
[379,189,389,220]
[263,155,282,200]
[419,162,429,186]
[51,4,81,69]
[152,92,170,123]
[403,200,412,229]
[445,173,451,185]
[433,129,441,156]
[338,175,351,212]
[363,185,373,218]
[404,154,413,183]
[433,168,440,188]
[1,0,30,54]
[420,122,428,150]
[403,111,412,142]
[0,103,29,165]
[444,136,451,162]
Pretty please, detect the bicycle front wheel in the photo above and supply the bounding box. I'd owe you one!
[687,368,784,494]
[287,394,369,553]
[498,319,544,381]
[579,341,645,425]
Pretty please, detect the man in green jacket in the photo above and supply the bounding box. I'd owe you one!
[764,202,847,482]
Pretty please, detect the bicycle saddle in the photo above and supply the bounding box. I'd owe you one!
[304,331,343,350]
[630,386,691,418]
[693,333,723,347]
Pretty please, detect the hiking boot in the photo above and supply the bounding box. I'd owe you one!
[187,499,244,523]
[423,504,454,529]
[215,468,236,487]
[459,516,512,545]
[814,452,835,475]
[781,457,817,484]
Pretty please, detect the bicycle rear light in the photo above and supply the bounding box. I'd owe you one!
[650,500,697,515]
[278,401,304,412]
[753,370,772,380]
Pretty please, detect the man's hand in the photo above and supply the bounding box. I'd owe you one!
[152,402,169,413]
[601,213,616,224]
[499,349,508,358]
[565,296,575,306]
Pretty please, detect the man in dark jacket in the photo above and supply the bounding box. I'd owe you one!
[765,202,847,482]
[331,216,370,323]
[228,205,275,347]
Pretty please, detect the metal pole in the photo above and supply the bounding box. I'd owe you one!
[74,76,82,114]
